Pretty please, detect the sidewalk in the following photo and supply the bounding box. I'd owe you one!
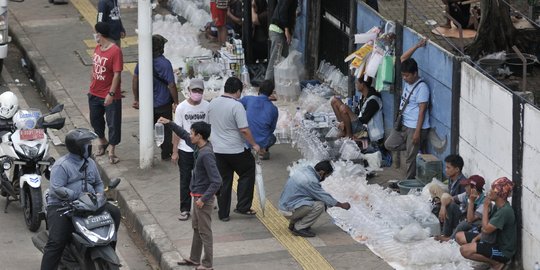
[7,1,392,269]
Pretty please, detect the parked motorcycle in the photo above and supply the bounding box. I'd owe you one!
[0,103,65,231]
[32,178,122,270]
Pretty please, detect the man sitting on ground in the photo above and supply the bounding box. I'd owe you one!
[460,177,516,270]
[445,154,467,196]
[330,76,384,143]
[278,160,351,237]
[240,80,279,160]
[434,193,461,242]
[452,175,486,239]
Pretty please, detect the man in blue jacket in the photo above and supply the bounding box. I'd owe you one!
[279,160,351,237]
[240,80,278,160]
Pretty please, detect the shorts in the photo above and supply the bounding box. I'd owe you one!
[464,232,479,243]
[476,242,511,263]
[210,2,227,27]
[351,119,366,135]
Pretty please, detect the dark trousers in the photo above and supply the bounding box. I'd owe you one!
[215,149,255,219]
[88,94,122,145]
[263,134,277,150]
[178,149,195,212]
[40,203,121,270]
[153,103,173,159]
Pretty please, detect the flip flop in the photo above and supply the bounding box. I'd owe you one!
[194,265,213,270]
[177,259,200,266]
[95,143,109,156]
[108,154,120,164]
[234,209,256,215]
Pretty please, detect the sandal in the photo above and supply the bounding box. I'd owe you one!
[108,154,120,164]
[234,209,257,216]
[194,265,213,270]
[95,143,109,156]
[177,259,200,266]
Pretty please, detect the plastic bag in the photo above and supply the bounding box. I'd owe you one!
[275,50,303,101]
[394,223,430,243]
[380,56,395,84]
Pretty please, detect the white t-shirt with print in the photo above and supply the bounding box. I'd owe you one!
[174,100,209,152]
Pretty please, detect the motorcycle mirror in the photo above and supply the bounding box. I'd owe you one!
[42,118,65,130]
[49,104,64,114]
[108,178,121,190]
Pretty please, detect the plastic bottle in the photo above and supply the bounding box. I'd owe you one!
[294,107,303,127]
[241,65,251,87]
[154,123,164,147]
[534,262,540,270]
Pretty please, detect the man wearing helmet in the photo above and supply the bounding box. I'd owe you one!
[40,128,121,270]
[0,91,19,120]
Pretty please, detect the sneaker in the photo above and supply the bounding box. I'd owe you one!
[292,228,316,238]
[288,223,295,231]
[178,211,190,221]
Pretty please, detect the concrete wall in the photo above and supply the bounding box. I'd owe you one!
[356,3,453,161]
[522,103,540,269]
[459,63,512,182]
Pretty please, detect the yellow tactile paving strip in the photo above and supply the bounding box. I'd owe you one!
[233,176,334,270]
[72,0,333,268]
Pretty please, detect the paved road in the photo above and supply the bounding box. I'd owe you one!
[0,43,155,270]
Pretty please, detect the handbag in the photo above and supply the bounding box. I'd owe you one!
[394,80,424,131]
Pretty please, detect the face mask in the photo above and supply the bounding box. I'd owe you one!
[190,92,203,102]
[93,33,100,43]
[83,144,92,159]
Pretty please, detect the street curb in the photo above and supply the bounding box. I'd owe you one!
[8,9,182,270]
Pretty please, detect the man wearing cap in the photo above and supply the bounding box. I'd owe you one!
[173,79,209,220]
[89,22,123,164]
[132,34,179,161]
[452,175,486,240]
[460,177,516,269]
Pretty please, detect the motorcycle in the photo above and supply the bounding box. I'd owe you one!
[0,104,65,231]
[32,178,122,270]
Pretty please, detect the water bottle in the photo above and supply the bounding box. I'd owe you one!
[534,262,540,270]
[294,107,303,127]
[154,123,164,147]
[241,65,250,87]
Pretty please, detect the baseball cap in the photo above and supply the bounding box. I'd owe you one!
[460,175,485,190]
[189,79,205,91]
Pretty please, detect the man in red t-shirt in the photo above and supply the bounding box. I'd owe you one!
[88,22,123,164]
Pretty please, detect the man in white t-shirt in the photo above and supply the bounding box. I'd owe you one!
[208,77,260,222]
[173,79,209,221]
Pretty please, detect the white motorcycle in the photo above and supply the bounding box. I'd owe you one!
[0,104,65,231]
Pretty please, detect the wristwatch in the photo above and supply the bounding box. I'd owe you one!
[108,91,115,97]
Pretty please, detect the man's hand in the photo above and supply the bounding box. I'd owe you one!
[104,95,114,106]
[337,122,345,131]
[438,207,447,222]
[285,28,292,44]
[195,198,204,209]
[157,117,170,125]
[171,152,179,163]
[120,31,126,39]
[252,144,261,153]
[173,103,178,113]
[416,38,428,49]
[132,100,139,109]
[468,189,479,202]
[412,130,421,145]
[337,202,351,210]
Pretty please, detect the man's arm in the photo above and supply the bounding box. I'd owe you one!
[227,9,242,25]
[91,163,105,194]
[481,200,497,234]
[168,83,179,106]
[401,38,427,63]
[270,107,279,132]
[239,127,260,153]
[200,153,223,203]
[132,74,139,109]
[412,102,428,145]
[104,71,121,106]
[96,0,108,23]
[160,119,194,149]
[50,166,76,201]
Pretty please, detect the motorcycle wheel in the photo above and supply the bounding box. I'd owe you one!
[93,258,120,270]
[24,186,42,232]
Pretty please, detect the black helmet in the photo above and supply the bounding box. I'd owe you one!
[65,128,98,158]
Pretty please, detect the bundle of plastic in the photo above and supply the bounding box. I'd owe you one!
[274,108,292,144]
[321,162,473,269]
[169,0,211,28]
[152,15,212,70]
[302,81,334,99]
[291,126,330,161]
[339,139,363,160]
[274,51,303,101]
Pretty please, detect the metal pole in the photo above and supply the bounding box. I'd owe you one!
[348,0,357,97]
[512,46,527,92]
[138,0,154,169]
[403,0,408,26]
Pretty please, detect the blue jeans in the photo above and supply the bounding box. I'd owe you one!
[88,94,122,145]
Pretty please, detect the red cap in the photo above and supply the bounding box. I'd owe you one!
[460,175,485,190]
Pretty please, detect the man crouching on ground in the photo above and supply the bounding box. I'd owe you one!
[158,117,221,270]
[278,160,351,237]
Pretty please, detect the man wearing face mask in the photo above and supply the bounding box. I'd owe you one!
[278,160,351,238]
[173,79,209,221]
[132,34,179,161]
[40,128,121,270]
